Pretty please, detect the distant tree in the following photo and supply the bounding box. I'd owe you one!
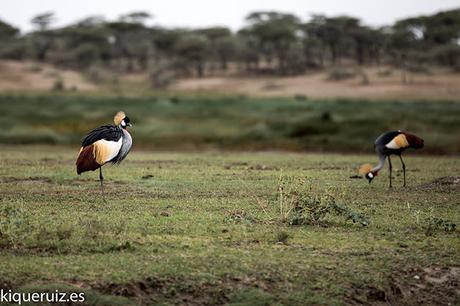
[3,7,459,78]
[395,9,460,71]
[431,44,460,69]
[350,26,383,65]
[237,28,261,72]
[174,33,210,77]
[307,15,360,64]
[196,27,234,71]
[29,12,56,61]
[119,11,152,25]
[300,20,327,68]
[243,11,301,74]
[0,19,22,59]
[215,35,238,70]
[31,12,55,31]
[75,16,106,27]
[152,28,185,54]
[389,19,427,83]
[107,21,154,71]
[48,24,111,68]
[0,19,19,39]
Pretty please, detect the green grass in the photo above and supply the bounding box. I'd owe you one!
[0,146,458,305]
[1,94,460,153]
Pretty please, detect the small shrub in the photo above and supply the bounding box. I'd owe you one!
[407,63,431,74]
[224,210,257,225]
[24,63,43,73]
[52,78,65,91]
[275,176,369,226]
[149,62,176,89]
[275,231,290,244]
[261,81,283,91]
[326,67,356,81]
[84,65,106,83]
[320,112,332,122]
[294,94,308,101]
[376,69,393,77]
[423,217,456,236]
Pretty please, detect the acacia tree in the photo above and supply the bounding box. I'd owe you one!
[174,33,210,77]
[31,12,55,31]
[214,35,238,70]
[398,10,460,69]
[388,19,427,83]
[243,11,300,74]
[108,19,154,71]
[196,27,234,71]
[119,11,152,25]
[0,19,22,59]
[49,21,111,68]
[29,12,56,61]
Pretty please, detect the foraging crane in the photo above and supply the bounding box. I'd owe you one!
[76,111,132,200]
[360,130,424,187]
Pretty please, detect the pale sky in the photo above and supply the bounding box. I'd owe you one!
[1,0,459,33]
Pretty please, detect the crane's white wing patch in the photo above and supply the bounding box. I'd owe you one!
[93,139,122,164]
[385,134,409,149]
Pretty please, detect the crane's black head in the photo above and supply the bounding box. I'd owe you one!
[365,172,376,184]
[121,116,132,129]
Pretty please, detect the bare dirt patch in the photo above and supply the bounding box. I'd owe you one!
[0,176,54,184]
[348,266,460,306]
[420,176,460,189]
[0,60,96,92]
[172,68,460,100]
[90,275,277,306]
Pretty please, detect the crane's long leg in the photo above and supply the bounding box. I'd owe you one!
[399,155,406,187]
[388,155,393,188]
[99,167,106,203]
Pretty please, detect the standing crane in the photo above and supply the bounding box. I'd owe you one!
[360,130,424,187]
[76,111,133,201]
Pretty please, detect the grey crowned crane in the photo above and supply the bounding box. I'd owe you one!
[360,130,424,188]
[76,111,133,200]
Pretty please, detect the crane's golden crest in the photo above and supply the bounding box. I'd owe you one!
[359,164,373,175]
[114,111,126,126]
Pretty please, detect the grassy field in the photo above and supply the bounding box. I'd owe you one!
[1,94,460,154]
[0,146,458,305]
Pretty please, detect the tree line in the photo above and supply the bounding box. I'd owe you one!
[0,9,459,85]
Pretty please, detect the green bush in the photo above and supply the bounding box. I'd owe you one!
[275,176,369,226]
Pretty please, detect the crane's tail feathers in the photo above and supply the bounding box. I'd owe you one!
[359,164,373,175]
[76,145,101,174]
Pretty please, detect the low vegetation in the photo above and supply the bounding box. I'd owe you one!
[0,94,459,154]
[0,147,458,305]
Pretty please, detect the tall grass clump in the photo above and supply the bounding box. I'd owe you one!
[272,176,369,226]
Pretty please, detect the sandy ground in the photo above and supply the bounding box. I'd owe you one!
[172,67,460,100]
[0,60,96,91]
[1,60,460,100]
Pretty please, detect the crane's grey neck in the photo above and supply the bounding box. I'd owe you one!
[372,154,386,173]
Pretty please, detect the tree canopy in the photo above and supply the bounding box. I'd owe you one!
[1,8,459,77]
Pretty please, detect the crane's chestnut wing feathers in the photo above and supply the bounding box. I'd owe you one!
[375,130,424,152]
[81,125,123,147]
